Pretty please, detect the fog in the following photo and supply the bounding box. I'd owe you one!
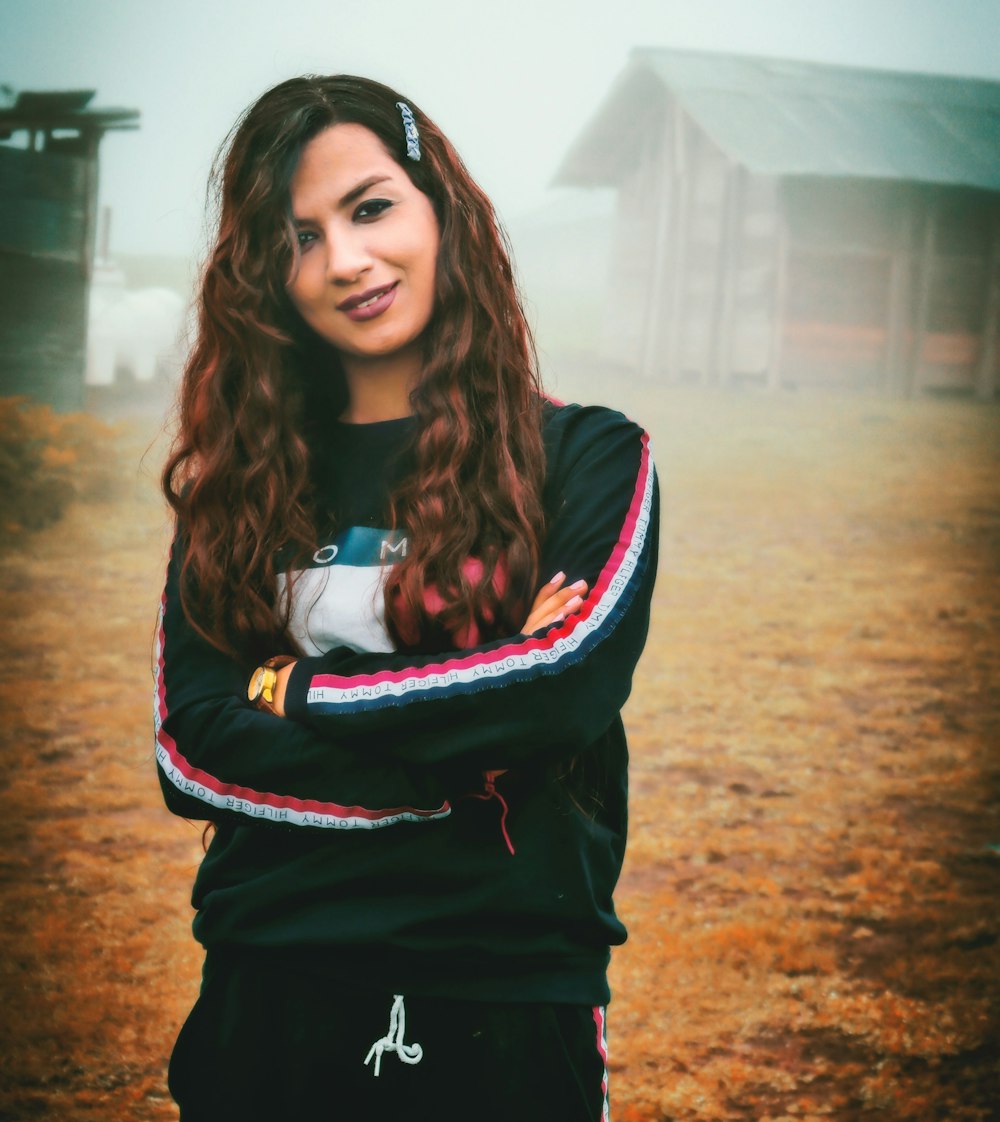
[3,6,999,1115]
[4,0,1000,260]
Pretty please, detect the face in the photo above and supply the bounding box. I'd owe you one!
[285,123,440,373]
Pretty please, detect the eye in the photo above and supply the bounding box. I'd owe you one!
[295,229,318,249]
[354,198,392,222]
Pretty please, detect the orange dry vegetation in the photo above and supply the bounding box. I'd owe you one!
[1,383,998,1121]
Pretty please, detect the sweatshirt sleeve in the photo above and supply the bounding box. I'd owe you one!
[283,404,659,770]
[153,537,452,831]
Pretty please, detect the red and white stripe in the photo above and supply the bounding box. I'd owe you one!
[593,1004,610,1121]
[153,600,451,829]
[305,433,654,711]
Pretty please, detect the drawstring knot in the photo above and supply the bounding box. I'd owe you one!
[470,770,515,855]
[364,994,423,1077]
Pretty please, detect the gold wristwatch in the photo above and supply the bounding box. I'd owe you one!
[247,656,296,712]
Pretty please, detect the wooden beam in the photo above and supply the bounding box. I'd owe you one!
[706,163,740,384]
[714,164,746,385]
[883,187,915,396]
[638,103,675,381]
[767,197,789,390]
[80,131,100,280]
[663,100,690,384]
[908,190,937,398]
[975,210,1000,400]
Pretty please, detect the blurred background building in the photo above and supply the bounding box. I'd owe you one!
[0,90,140,410]
[555,49,1000,398]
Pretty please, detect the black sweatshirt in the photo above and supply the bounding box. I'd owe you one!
[154,400,659,1005]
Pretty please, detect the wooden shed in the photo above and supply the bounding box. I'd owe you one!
[554,49,1000,398]
[0,90,139,410]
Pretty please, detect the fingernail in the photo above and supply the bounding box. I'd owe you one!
[549,571,565,585]
[553,612,565,623]
[571,580,587,592]
[565,595,583,612]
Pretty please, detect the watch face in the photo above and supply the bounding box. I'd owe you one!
[248,667,266,702]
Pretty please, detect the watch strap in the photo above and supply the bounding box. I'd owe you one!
[249,655,296,711]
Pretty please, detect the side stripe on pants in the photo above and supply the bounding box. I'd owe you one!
[592,1005,610,1121]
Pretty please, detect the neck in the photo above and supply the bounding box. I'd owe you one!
[340,345,422,424]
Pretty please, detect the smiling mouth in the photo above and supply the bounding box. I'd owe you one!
[338,283,398,312]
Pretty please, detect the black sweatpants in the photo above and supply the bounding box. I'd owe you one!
[168,952,611,1121]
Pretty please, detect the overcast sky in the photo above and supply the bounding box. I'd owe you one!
[4,0,1000,257]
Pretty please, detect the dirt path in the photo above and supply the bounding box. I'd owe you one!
[1,384,997,1121]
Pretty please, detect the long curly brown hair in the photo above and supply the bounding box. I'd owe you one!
[163,75,546,659]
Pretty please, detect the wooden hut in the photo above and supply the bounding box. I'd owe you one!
[0,90,139,410]
[553,49,1000,398]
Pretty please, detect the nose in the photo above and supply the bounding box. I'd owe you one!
[325,226,372,285]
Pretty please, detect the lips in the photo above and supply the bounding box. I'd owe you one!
[337,282,399,322]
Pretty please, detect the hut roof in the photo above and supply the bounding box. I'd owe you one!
[554,48,1000,192]
[0,90,139,138]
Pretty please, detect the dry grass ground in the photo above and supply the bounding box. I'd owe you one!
[1,379,998,1121]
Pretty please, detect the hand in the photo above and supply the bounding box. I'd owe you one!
[522,571,588,634]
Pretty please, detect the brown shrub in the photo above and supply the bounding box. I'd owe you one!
[0,397,125,540]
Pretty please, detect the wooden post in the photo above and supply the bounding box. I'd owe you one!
[663,100,689,383]
[705,163,739,384]
[97,204,112,264]
[975,210,1000,400]
[80,129,100,281]
[767,190,788,390]
[884,187,915,396]
[713,164,746,385]
[908,190,937,398]
[638,104,675,381]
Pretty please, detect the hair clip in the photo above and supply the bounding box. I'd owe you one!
[396,101,421,162]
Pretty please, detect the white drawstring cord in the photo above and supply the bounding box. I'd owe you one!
[364,994,424,1077]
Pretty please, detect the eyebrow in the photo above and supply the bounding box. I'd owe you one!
[339,174,392,208]
[291,174,394,225]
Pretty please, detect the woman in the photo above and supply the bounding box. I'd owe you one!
[156,74,658,1121]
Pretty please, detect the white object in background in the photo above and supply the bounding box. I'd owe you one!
[87,282,185,386]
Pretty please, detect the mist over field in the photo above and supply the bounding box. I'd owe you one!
[2,383,999,1118]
